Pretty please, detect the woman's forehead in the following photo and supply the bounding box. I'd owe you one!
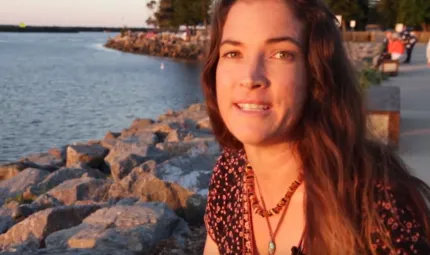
[221,0,303,45]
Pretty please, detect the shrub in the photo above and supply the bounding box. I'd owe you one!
[357,66,388,89]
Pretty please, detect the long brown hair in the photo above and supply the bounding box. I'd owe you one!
[201,0,430,254]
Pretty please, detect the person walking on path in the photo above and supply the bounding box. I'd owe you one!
[427,38,430,67]
[400,27,417,63]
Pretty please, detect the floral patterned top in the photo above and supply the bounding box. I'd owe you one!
[204,149,430,254]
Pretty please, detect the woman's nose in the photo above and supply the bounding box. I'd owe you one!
[239,55,270,89]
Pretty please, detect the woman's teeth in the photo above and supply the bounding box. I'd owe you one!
[237,103,270,111]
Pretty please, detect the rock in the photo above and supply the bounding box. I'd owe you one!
[196,117,211,130]
[11,204,36,220]
[33,177,111,206]
[45,203,190,253]
[66,144,109,169]
[19,153,64,171]
[3,200,20,210]
[108,165,192,210]
[0,168,50,206]
[100,131,121,150]
[118,129,160,145]
[0,208,13,234]
[0,205,101,251]
[187,103,206,112]
[184,194,207,225]
[23,166,106,201]
[155,153,217,195]
[47,147,67,162]
[105,141,167,182]
[115,197,138,206]
[155,140,218,159]
[149,225,206,255]
[108,162,206,224]
[0,163,27,181]
[0,248,135,255]
[166,128,195,143]
[130,118,155,129]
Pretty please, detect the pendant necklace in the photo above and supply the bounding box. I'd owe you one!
[245,164,303,255]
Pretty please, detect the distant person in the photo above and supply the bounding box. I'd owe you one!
[389,33,406,62]
[427,38,430,67]
[381,29,393,53]
[374,29,393,67]
[400,27,417,63]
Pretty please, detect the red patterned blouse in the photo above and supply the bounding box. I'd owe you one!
[204,149,430,254]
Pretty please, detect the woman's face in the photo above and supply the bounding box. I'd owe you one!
[216,0,308,147]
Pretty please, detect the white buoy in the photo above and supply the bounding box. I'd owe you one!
[160,63,165,70]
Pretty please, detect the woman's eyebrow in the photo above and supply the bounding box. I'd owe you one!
[220,36,302,48]
[266,36,302,48]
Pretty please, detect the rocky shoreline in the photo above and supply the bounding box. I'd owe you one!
[0,103,215,254]
[105,31,207,61]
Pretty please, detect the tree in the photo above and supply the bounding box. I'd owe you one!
[376,0,399,29]
[397,0,430,31]
[145,0,175,29]
[172,0,211,28]
[324,0,364,28]
[146,0,211,30]
[146,0,159,28]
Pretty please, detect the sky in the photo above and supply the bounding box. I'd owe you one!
[0,0,152,27]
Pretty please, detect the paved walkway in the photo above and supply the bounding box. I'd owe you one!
[383,44,430,183]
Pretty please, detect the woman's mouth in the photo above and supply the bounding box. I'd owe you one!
[234,103,271,112]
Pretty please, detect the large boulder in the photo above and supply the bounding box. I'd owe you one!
[0,168,50,206]
[155,149,218,195]
[0,205,102,252]
[104,140,167,182]
[66,144,109,169]
[23,166,106,200]
[100,131,121,150]
[19,152,64,171]
[33,177,111,207]
[0,248,135,255]
[0,162,28,181]
[0,208,13,234]
[108,160,207,225]
[45,203,190,253]
[109,164,192,210]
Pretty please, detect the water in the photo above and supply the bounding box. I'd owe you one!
[0,32,203,163]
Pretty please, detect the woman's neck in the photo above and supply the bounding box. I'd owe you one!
[244,142,303,203]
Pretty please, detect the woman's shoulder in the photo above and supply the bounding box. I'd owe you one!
[204,148,247,244]
[372,182,430,254]
[208,148,247,189]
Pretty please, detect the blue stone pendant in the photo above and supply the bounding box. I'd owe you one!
[269,241,276,255]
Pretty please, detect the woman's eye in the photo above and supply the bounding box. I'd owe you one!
[272,51,295,61]
[222,51,242,58]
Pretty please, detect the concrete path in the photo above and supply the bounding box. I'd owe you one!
[383,44,430,183]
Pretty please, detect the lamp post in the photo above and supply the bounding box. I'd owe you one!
[350,20,356,41]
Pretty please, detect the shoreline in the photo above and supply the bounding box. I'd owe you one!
[0,103,213,254]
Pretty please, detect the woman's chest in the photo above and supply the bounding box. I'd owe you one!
[218,185,305,255]
[250,203,305,255]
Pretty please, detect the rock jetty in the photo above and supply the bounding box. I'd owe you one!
[105,31,207,61]
[0,103,215,255]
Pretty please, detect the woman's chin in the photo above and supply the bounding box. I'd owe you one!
[232,130,272,147]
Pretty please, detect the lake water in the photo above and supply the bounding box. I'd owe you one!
[0,32,203,163]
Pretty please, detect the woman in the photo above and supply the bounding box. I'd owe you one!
[202,0,430,254]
